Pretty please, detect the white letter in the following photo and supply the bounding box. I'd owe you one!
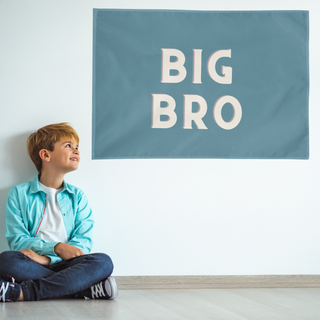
[161,49,187,83]
[207,49,232,84]
[193,49,202,84]
[213,95,242,130]
[151,94,177,129]
[183,95,208,129]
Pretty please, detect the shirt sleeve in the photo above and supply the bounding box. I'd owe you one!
[6,187,62,264]
[66,190,94,254]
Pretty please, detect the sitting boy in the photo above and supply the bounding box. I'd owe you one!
[0,123,117,302]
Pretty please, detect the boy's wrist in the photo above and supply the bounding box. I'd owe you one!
[54,242,62,255]
[43,256,51,265]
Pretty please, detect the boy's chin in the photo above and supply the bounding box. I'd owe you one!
[70,166,79,172]
[65,165,79,173]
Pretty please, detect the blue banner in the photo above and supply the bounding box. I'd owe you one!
[92,9,309,159]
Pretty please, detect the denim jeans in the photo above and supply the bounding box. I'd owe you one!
[0,251,114,301]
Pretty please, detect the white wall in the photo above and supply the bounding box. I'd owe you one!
[1,0,320,276]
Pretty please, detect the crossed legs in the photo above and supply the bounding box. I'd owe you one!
[0,251,113,301]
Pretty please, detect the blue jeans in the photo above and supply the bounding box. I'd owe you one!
[0,251,114,301]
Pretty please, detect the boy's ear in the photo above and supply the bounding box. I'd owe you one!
[39,149,50,162]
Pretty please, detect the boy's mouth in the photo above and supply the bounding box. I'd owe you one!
[70,157,79,162]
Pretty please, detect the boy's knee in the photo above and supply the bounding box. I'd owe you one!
[0,251,23,279]
[0,250,26,268]
[92,253,114,275]
[0,250,22,263]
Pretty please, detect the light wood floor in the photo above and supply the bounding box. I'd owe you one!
[1,288,320,320]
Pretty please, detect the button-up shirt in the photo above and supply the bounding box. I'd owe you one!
[6,175,94,264]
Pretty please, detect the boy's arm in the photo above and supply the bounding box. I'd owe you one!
[20,248,51,265]
[54,190,94,260]
[66,190,94,253]
[54,242,84,260]
[6,187,62,264]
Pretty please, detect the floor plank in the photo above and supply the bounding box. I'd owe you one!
[137,289,248,320]
[274,288,320,306]
[230,288,320,319]
[184,289,308,320]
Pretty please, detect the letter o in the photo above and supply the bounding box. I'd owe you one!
[213,95,242,130]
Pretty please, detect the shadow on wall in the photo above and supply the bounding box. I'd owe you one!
[0,132,37,253]
[0,187,11,253]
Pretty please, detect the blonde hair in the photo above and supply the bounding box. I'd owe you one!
[27,122,79,172]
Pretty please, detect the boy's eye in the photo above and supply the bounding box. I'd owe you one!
[66,144,71,148]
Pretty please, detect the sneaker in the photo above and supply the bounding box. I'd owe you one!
[83,276,118,300]
[0,280,21,302]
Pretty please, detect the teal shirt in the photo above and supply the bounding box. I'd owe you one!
[6,175,94,264]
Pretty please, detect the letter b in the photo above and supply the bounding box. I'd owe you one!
[151,94,177,129]
[161,49,187,83]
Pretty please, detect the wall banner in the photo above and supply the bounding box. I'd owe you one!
[92,9,309,159]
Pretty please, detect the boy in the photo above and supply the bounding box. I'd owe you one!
[0,123,117,302]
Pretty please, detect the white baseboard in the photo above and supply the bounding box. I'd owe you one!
[115,275,320,290]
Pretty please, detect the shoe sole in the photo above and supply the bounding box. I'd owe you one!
[106,276,118,300]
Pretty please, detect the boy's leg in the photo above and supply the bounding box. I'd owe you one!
[0,251,55,283]
[0,250,55,302]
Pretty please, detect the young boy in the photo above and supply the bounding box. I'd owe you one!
[0,123,117,302]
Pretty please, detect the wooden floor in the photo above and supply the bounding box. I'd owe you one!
[1,288,319,320]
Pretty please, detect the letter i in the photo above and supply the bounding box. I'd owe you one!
[193,49,202,84]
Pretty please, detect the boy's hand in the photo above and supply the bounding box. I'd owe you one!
[19,249,51,265]
[54,243,84,260]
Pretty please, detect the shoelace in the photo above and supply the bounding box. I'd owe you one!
[91,282,105,298]
[0,277,16,302]
[0,282,9,302]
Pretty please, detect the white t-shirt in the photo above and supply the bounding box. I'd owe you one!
[38,182,68,243]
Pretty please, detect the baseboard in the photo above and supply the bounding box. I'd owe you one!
[114,275,320,290]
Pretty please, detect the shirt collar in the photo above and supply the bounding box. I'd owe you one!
[29,174,74,194]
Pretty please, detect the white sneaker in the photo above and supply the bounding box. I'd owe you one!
[87,276,118,300]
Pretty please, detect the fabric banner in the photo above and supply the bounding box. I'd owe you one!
[92,9,309,159]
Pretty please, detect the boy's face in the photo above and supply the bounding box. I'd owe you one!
[45,137,80,174]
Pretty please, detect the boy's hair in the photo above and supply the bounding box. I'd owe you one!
[27,122,79,172]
